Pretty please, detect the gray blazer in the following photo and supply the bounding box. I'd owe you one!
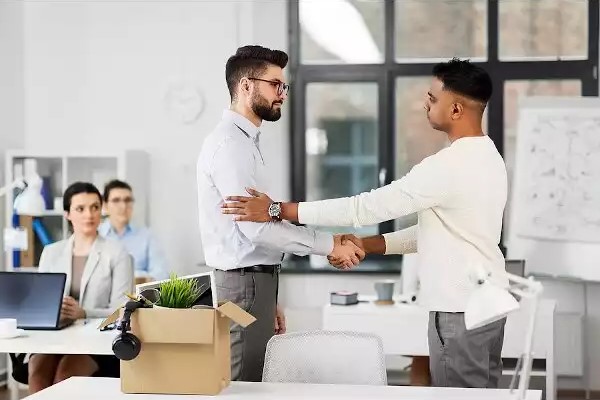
[38,235,134,318]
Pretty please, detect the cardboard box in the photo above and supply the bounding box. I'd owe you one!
[119,302,255,395]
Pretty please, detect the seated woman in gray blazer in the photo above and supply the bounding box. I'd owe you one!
[28,182,134,394]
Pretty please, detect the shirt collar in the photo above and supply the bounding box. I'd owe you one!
[99,220,133,236]
[222,109,260,140]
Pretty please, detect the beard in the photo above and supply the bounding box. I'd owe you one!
[251,92,282,122]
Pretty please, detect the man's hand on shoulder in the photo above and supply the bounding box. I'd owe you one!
[222,188,273,222]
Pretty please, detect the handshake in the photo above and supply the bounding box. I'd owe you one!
[327,234,365,270]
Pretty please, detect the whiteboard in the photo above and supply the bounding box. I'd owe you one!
[507,96,600,281]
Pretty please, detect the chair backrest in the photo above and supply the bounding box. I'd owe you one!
[10,353,29,384]
[262,330,387,385]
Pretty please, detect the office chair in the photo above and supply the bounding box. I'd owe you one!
[9,353,28,384]
[262,330,387,385]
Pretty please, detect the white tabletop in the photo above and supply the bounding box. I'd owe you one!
[323,298,556,358]
[24,377,542,400]
[0,319,116,355]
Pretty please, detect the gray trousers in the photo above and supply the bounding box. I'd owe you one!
[428,311,506,388]
[214,269,278,382]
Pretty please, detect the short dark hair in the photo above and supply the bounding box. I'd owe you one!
[432,58,492,104]
[63,182,102,212]
[103,179,132,202]
[225,45,288,100]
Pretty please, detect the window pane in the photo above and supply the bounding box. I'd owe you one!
[503,80,582,239]
[306,82,379,235]
[395,0,487,62]
[300,0,384,64]
[499,0,588,60]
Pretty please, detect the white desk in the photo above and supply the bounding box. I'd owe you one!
[0,319,116,399]
[24,377,543,399]
[323,299,556,400]
[0,319,116,355]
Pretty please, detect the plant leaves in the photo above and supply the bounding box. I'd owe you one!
[156,273,201,308]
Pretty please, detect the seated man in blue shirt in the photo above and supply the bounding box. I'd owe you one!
[99,179,169,281]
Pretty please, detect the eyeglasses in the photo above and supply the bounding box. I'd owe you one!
[109,197,135,205]
[248,78,290,96]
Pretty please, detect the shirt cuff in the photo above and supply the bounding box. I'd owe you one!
[312,231,334,256]
[298,202,318,225]
[382,226,418,255]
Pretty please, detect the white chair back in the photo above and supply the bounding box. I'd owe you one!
[262,330,387,385]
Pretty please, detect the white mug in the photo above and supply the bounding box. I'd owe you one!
[0,318,17,336]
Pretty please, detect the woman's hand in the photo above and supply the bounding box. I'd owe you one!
[61,296,86,320]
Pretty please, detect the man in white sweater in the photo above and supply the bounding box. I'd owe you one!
[222,58,508,388]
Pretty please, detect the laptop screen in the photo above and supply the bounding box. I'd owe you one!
[0,272,66,329]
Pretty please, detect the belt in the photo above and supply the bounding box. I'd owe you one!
[234,264,281,275]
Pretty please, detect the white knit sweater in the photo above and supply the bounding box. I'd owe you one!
[298,135,508,312]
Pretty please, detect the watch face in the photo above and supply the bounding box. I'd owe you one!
[268,202,281,217]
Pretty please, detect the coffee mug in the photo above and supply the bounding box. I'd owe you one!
[374,280,395,302]
[0,318,18,337]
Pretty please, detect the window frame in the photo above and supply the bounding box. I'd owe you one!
[289,0,599,264]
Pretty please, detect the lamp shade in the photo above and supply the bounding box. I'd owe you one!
[13,171,46,216]
[14,187,46,215]
[464,280,520,330]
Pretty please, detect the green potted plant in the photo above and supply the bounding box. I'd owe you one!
[155,273,201,309]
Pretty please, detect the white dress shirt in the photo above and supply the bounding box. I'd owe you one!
[197,109,334,270]
[298,135,508,312]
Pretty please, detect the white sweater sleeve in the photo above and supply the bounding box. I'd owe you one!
[298,153,452,227]
[383,225,418,255]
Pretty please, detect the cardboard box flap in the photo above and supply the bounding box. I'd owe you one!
[132,308,215,344]
[217,302,256,327]
[98,306,123,329]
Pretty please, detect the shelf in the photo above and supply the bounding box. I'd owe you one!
[37,210,63,217]
[4,150,149,271]
[502,358,547,377]
[502,369,548,377]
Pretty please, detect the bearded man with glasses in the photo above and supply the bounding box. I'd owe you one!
[196,45,365,382]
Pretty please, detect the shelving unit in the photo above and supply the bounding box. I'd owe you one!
[3,150,149,272]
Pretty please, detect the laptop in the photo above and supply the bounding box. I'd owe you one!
[0,272,73,330]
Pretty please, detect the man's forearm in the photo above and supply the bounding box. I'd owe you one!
[362,235,386,255]
[281,202,299,222]
[238,219,333,257]
[278,203,386,255]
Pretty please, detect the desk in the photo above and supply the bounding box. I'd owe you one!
[24,377,543,399]
[0,319,116,399]
[0,319,116,355]
[323,299,556,400]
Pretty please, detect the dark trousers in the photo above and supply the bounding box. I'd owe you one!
[428,311,506,388]
[214,269,278,382]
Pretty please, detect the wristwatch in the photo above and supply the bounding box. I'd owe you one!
[268,202,282,221]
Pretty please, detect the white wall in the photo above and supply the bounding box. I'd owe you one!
[0,0,25,165]
[539,9,600,391]
[21,0,289,275]
[0,0,25,381]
